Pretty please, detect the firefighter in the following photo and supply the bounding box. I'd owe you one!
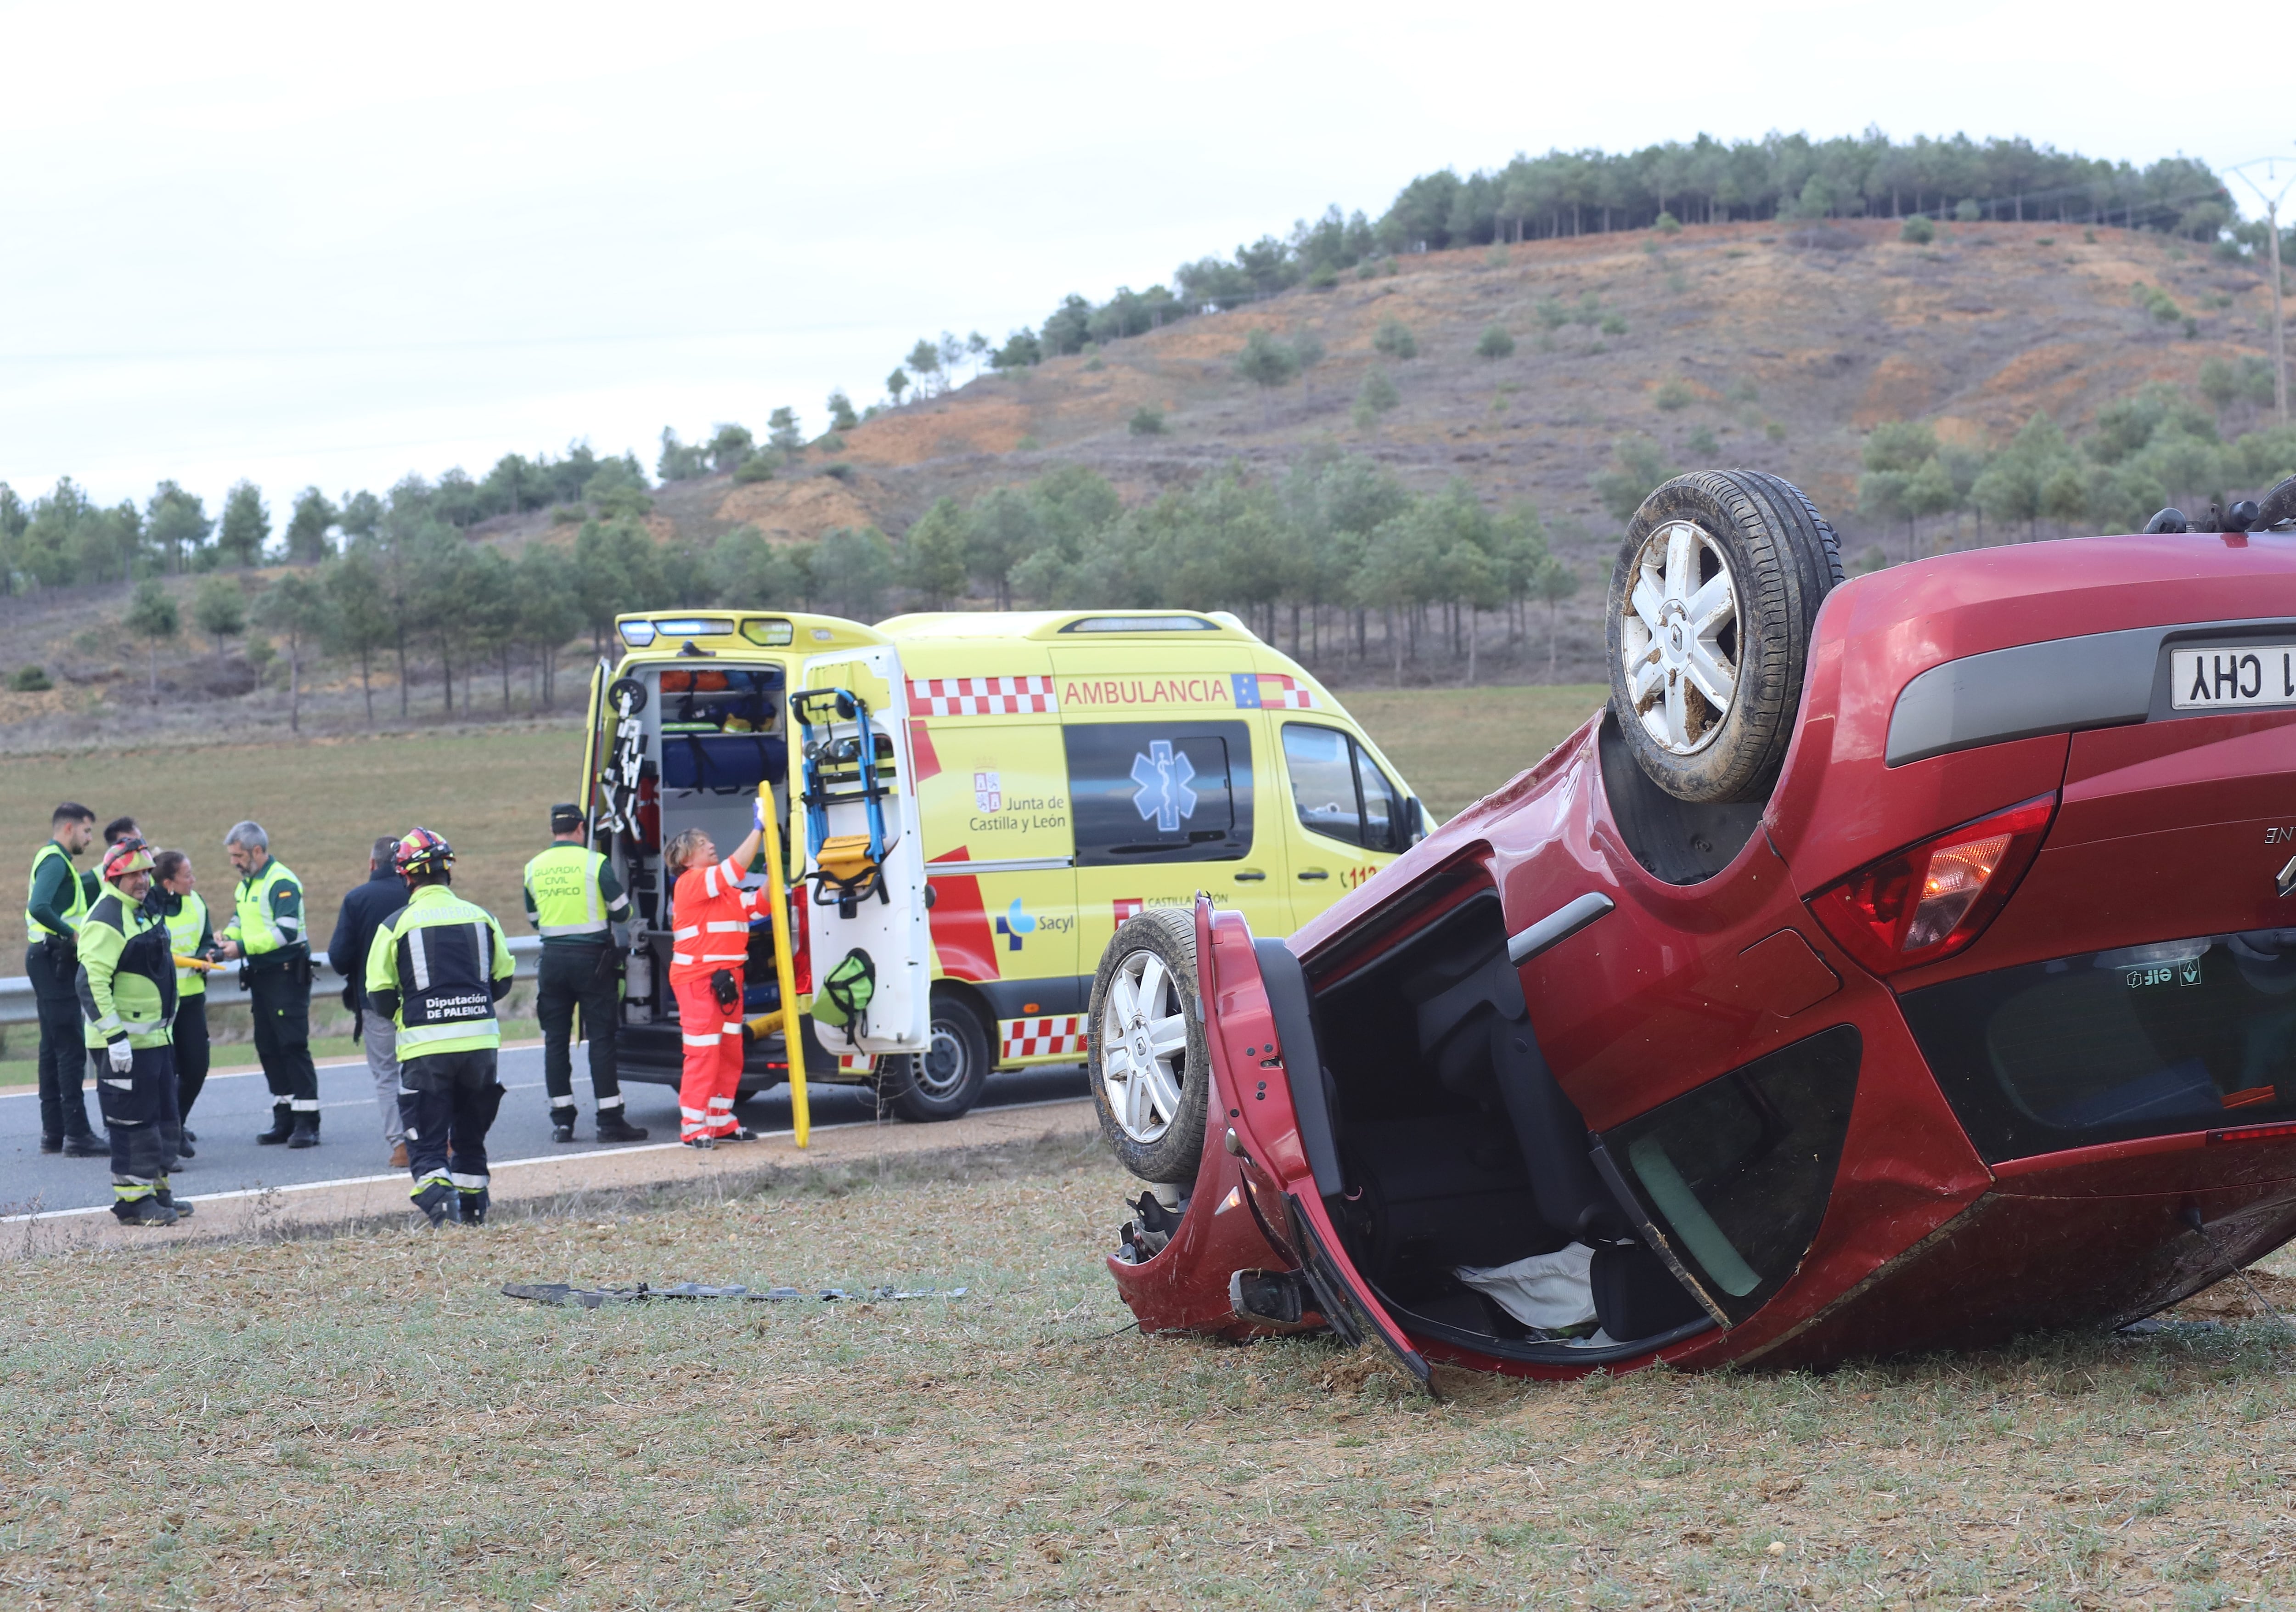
[364,828,515,1227]
[662,801,769,1148]
[145,849,219,1152]
[78,839,190,1226]
[215,821,320,1147]
[523,804,646,1144]
[26,800,103,1155]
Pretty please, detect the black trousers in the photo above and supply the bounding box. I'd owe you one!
[536,944,624,1114]
[173,992,211,1122]
[92,1041,181,1195]
[398,1048,504,1208]
[26,942,95,1142]
[247,958,318,1120]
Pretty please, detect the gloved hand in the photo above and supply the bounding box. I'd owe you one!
[754,795,769,832]
[106,1037,134,1074]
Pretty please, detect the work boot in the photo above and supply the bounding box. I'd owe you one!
[287,1114,320,1149]
[180,1127,197,1143]
[411,1181,455,1227]
[62,1134,106,1158]
[551,1116,577,1144]
[174,1136,196,1159]
[255,1107,293,1145]
[457,1188,490,1227]
[113,1198,180,1228]
[40,1135,61,1155]
[155,1187,195,1219]
[717,1126,759,1143]
[682,1136,715,1151]
[388,1142,409,1169]
[596,1114,649,1143]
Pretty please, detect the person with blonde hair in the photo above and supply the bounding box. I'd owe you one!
[663,802,769,1147]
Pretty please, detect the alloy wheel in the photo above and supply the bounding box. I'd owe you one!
[1621,518,1740,755]
[1098,947,1190,1144]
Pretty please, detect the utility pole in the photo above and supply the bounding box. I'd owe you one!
[2226,157,2296,428]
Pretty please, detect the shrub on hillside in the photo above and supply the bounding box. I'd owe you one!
[1129,406,1166,436]
[1373,318,1418,360]
[732,456,775,485]
[1654,378,1694,411]
[1900,213,1936,244]
[1476,324,1515,360]
[10,666,52,692]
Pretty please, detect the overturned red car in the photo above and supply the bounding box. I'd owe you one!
[1087,470,2296,1382]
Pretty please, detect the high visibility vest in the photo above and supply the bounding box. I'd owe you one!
[161,892,210,997]
[77,890,177,1050]
[366,884,514,1059]
[524,844,611,941]
[230,859,305,960]
[669,856,763,984]
[25,840,88,946]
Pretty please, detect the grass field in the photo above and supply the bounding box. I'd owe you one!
[0,688,1606,945]
[6,1133,2296,1608]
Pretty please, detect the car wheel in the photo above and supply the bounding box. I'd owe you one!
[874,989,992,1122]
[1606,470,1843,804]
[1089,908,1210,1185]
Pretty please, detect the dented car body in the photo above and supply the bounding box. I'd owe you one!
[1101,524,2296,1381]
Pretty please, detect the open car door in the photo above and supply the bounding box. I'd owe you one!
[1195,898,1432,1389]
[794,646,932,1057]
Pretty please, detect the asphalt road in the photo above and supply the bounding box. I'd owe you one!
[0,1044,1091,1217]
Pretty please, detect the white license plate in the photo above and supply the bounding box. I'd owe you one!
[2170,645,2296,711]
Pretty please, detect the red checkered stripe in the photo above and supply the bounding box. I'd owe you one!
[837,1053,875,1075]
[999,1015,1090,1059]
[1256,673,1317,710]
[907,676,1059,717]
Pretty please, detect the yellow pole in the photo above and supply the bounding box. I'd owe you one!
[754,779,810,1147]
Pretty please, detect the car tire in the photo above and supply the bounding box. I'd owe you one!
[1605,470,1843,804]
[873,989,993,1122]
[1088,908,1211,1185]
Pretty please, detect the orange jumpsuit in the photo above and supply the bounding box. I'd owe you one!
[670,855,762,1141]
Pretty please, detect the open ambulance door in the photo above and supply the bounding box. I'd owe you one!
[793,646,932,1057]
[578,658,612,845]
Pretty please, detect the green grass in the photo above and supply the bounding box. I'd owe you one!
[1345,684,1604,819]
[4,1134,2294,1607]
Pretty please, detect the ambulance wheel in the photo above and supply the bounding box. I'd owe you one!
[875,990,991,1122]
[1606,470,1843,804]
[1089,908,1210,1185]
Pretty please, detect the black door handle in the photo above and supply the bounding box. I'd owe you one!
[1233,870,1267,883]
[1297,869,1330,881]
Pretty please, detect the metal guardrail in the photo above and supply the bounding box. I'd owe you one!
[0,934,544,1027]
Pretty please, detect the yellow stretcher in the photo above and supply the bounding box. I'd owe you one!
[740,780,811,1147]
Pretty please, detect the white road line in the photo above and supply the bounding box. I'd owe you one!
[0,1096,1091,1223]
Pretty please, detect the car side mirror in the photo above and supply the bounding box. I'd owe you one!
[1408,798,1430,845]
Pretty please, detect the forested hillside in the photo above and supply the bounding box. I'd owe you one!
[0,132,2287,747]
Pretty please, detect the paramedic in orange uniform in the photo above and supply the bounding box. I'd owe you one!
[663,802,769,1148]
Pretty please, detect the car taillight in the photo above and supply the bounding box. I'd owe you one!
[1807,794,2056,978]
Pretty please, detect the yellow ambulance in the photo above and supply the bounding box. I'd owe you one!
[575,607,1425,1121]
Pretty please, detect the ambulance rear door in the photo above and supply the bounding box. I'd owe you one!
[796,646,932,1055]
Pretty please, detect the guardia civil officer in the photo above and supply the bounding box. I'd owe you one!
[365,829,515,1227]
[215,821,320,1147]
[145,850,219,1151]
[78,839,190,1226]
[523,803,647,1144]
[26,800,102,1155]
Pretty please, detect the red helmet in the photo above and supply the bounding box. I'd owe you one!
[393,827,454,881]
[101,837,153,884]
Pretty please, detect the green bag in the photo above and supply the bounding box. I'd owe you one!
[813,948,877,1043]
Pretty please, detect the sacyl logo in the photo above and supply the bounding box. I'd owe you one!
[995,898,1038,952]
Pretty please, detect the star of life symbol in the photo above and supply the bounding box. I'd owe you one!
[1129,741,1197,833]
[974,769,1002,814]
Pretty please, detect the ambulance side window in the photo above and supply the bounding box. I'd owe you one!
[1281,723,1408,853]
[1064,721,1253,866]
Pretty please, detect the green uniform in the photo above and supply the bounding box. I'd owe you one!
[524,841,632,1127]
[366,884,516,1060]
[157,891,214,996]
[25,840,89,946]
[76,887,183,1208]
[226,854,318,1139]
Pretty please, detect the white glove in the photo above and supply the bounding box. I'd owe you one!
[106,1037,134,1073]
[754,796,769,831]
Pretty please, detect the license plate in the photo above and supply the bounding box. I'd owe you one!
[2169,645,2296,710]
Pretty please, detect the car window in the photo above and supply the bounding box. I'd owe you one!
[1281,724,1362,845]
[1355,743,1407,853]
[1064,721,1252,866]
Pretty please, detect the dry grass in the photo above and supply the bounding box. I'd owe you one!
[1346,684,1605,819]
[6,1132,2296,1609]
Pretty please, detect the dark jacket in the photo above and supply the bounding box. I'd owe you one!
[327,865,411,1011]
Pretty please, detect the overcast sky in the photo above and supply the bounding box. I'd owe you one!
[4,0,2289,514]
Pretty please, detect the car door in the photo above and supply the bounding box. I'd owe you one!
[1274,719,1416,926]
[796,645,932,1055]
[1193,897,1432,1387]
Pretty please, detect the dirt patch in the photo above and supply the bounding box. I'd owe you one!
[841,396,1035,466]
[2169,1268,2296,1324]
[1855,352,1943,426]
[713,474,881,541]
